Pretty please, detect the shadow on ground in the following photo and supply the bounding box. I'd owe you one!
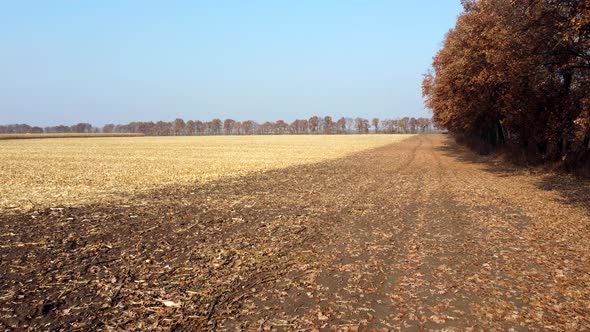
[436,136,590,215]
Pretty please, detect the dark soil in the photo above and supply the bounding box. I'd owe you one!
[1,134,589,331]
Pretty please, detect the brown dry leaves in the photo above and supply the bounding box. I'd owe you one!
[1,135,589,330]
[219,135,590,330]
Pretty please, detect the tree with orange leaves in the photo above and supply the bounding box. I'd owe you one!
[424,0,590,165]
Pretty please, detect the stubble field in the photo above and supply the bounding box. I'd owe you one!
[1,135,590,330]
[0,134,413,211]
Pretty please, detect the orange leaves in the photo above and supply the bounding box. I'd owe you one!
[423,0,590,165]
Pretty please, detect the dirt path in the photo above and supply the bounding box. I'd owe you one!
[1,134,589,331]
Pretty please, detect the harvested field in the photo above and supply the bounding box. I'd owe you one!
[0,133,144,140]
[0,134,413,211]
[1,134,589,330]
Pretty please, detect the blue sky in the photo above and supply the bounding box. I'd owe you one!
[0,1,463,127]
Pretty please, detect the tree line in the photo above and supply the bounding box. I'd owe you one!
[0,116,436,136]
[423,0,589,167]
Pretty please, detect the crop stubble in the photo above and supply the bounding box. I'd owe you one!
[1,135,589,330]
[0,135,413,211]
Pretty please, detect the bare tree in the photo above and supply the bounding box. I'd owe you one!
[372,118,380,133]
[173,118,185,136]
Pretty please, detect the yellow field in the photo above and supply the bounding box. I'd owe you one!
[0,134,413,211]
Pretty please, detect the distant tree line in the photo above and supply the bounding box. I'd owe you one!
[0,123,98,135]
[1,116,437,136]
[423,0,589,167]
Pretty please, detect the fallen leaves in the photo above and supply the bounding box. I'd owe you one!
[1,135,590,331]
[160,300,181,308]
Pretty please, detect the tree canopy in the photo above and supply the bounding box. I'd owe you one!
[424,0,590,165]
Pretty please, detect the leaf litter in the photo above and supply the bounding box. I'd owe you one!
[1,135,589,330]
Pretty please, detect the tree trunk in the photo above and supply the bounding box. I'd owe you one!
[559,69,574,160]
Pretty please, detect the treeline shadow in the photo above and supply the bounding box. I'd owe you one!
[436,136,590,215]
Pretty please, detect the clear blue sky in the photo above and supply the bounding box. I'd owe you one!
[0,1,463,127]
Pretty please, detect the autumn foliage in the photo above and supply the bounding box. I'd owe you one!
[423,0,590,168]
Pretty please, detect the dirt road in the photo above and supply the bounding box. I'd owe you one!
[1,134,589,330]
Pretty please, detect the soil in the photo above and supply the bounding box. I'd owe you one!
[1,134,589,331]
